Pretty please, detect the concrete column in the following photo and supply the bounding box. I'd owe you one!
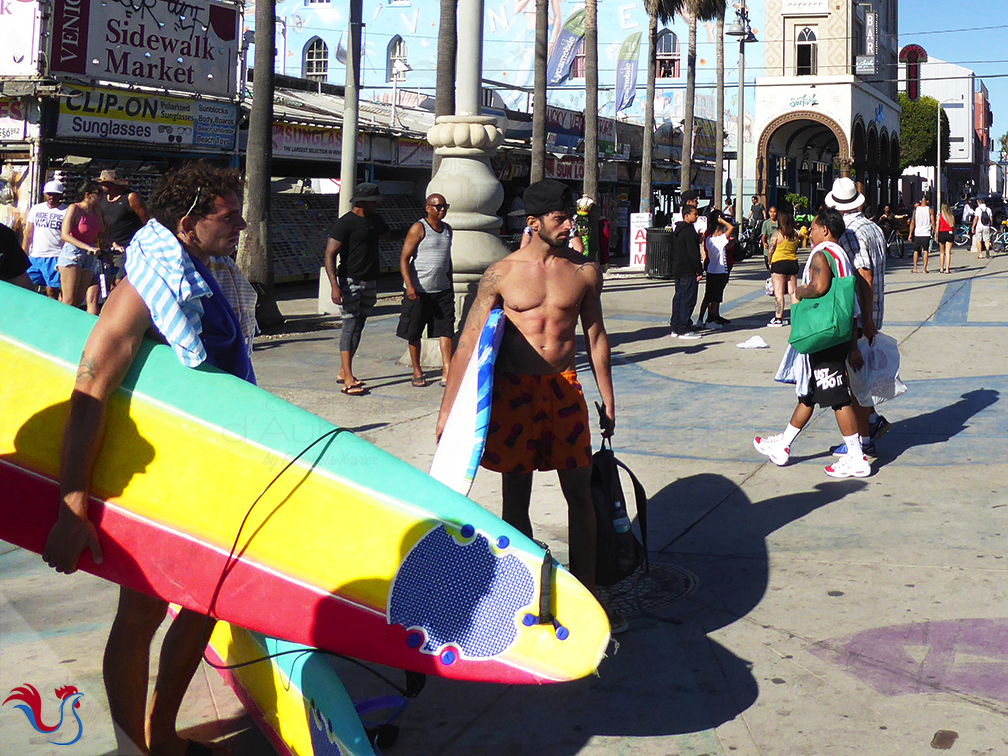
[427,0,508,325]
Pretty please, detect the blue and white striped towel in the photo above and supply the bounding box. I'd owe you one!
[124,219,212,367]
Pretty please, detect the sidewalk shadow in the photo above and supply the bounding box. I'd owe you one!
[875,388,999,465]
[386,473,866,754]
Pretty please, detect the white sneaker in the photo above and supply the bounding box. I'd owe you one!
[678,331,702,340]
[705,320,723,330]
[753,434,790,466]
[824,453,871,479]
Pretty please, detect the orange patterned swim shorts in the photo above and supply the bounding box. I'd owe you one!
[481,370,592,474]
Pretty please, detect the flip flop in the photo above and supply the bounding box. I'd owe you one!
[341,383,367,396]
[411,376,427,388]
[440,378,448,387]
[336,378,366,386]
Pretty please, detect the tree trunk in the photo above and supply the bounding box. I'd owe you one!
[530,0,548,183]
[714,10,724,209]
[679,11,697,193]
[432,0,457,179]
[640,9,658,213]
[583,0,598,202]
[237,0,283,329]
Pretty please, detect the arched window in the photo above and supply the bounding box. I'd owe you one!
[656,30,680,79]
[796,27,817,76]
[387,36,408,82]
[303,37,328,81]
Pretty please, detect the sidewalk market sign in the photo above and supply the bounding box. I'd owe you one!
[56,86,237,149]
[48,0,241,98]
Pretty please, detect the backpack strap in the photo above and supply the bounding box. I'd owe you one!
[612,456,649,573]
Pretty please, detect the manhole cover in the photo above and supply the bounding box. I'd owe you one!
[595,559,698,619]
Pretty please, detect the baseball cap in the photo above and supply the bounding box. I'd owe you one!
[43,180,64,195]
[523,179,574,217]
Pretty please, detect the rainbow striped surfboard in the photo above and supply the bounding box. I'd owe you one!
[0,283,609,685]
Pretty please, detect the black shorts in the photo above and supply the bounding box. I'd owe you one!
[913,235,931,252]
[704,272,729,304]
[937,231,953,244]
[396,289,456,341]
[799,343,852,410]
[770,259,799,277]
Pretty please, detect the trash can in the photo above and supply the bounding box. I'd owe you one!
[645,228,675,279]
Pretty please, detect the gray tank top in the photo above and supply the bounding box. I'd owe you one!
[413,219,452,293]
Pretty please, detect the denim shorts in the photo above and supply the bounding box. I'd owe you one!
[57,242,101,277]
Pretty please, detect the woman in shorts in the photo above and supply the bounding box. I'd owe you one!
[936,202,955,274]
[766,209,800,327]
[58,181,108,314]
[698,209,734,328]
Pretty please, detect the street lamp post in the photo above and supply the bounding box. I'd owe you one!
[727,5,756,215]
[937,95,962,221]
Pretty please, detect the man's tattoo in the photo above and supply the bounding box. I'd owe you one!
[76,355,98,384]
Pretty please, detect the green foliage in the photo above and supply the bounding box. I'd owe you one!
[785,192,809,210]
[899,93,951,170]
[1000,129,1008,161]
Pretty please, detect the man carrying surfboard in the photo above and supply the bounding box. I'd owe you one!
[435,178,621,630]
[42,162,250,756]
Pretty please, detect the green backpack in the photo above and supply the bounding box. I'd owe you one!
[788,250,856,355]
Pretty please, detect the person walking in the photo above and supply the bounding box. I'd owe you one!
[828,176,891,455]
[58,181,108,314]
[907,195,934,273]
[97,169,149,281]
[753,208,869,478]
[397,193,455,388]
[435,179,620,631]
[973,197,994,258]
[323,183,405,395]
[43,162,251,756]
[760,205,779,269]
[698,209,733,328]
[766,209,800,327]
[23,180,68,298]
[937,202,955,274]
[669,202,704,340]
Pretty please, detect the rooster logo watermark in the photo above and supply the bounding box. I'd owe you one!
[3,683,84,746]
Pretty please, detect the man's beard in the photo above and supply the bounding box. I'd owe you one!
[538,229,569,249]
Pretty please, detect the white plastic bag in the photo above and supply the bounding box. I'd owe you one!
[765,276,774,296]
[848,332,907,406]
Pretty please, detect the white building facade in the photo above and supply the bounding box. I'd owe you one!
[754,0,901,211]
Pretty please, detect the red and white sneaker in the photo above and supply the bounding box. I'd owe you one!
[824,453,871,479]
[753,434,790,466]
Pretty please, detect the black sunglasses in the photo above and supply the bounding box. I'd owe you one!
[430,203,449,210]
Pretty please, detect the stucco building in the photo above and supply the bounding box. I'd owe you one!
[754,0,901,212]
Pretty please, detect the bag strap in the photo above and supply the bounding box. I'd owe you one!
[612,456,649,573]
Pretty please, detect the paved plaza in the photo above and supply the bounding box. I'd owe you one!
[3,247,1007,755]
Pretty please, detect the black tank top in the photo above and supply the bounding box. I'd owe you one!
[99,193,142,245]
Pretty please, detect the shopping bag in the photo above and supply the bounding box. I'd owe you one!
[848,332,907,406]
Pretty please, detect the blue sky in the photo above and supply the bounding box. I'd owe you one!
[899,9,1008,160]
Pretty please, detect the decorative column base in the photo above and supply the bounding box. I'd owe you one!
[427,115,509,324]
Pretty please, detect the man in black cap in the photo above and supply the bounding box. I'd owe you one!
[435,178,623,633]
[324,182,406,394]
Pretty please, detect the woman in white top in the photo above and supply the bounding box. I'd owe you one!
[698,209,734,328]
[907,195,935,274]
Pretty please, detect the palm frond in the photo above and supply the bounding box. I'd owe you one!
[643,0,685,25]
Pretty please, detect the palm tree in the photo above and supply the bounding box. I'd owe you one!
[714,3,725,209]
[641,0,684,214]
[432,0,457,178]
[583,0,599,202]
[531,0,548,183]
[679,0,721,194]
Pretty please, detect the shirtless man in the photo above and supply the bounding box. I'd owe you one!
[435,179,619,627]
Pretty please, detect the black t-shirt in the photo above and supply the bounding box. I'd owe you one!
[0,223,29,282]
[670,220,703,277]
[326,210,390,282]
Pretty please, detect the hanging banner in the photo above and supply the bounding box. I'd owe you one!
[545,9,586,86]
[57,86,236,149]
[48,0,241,98]
[613,32,642,115]
[0,0,41,76]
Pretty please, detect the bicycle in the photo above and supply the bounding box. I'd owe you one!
[953,223,971,247]
[885,228,904,258]
[992,220,1008,254]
